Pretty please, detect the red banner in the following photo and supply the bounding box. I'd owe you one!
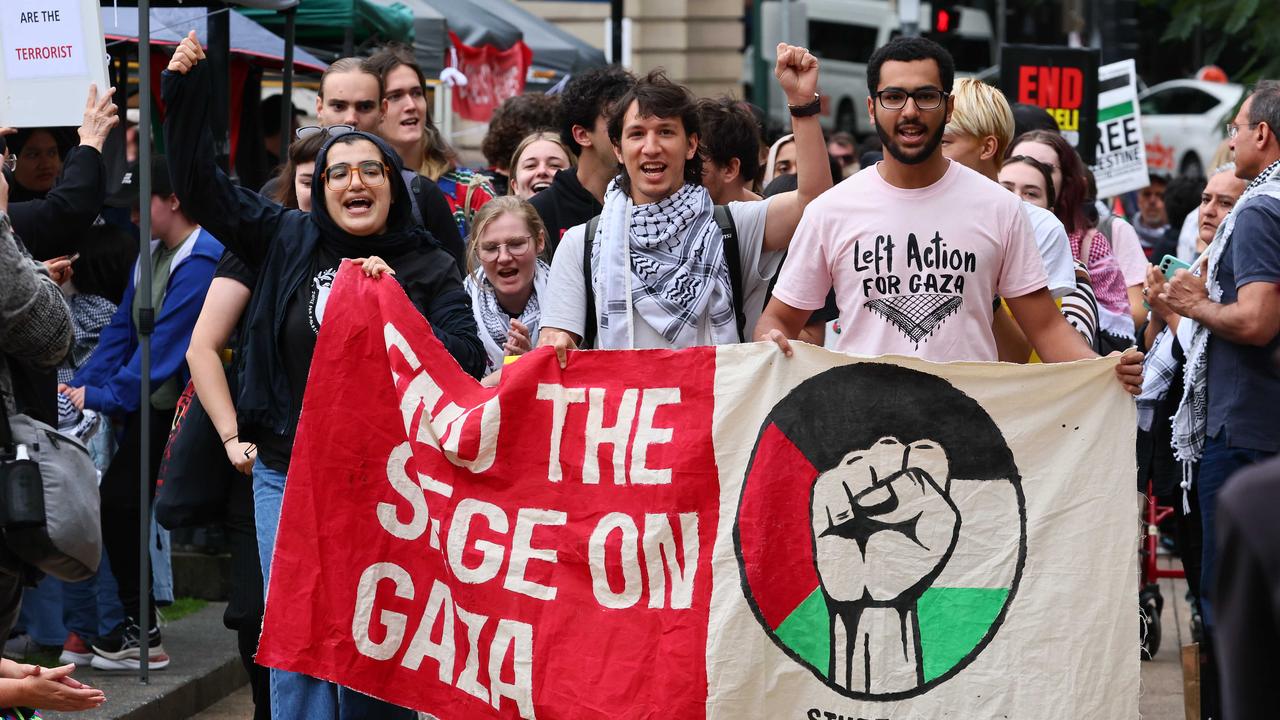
[257,265,718,717]
[449,32,532,122]
[256,265,1142,719]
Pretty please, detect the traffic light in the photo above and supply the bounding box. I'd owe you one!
[932,1,956,34]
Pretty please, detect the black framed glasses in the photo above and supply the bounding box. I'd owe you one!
[295,124,356,141]
[875,88,948,111]
[324,160,390,191]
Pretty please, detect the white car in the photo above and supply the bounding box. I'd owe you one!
[1138,79,1243,178]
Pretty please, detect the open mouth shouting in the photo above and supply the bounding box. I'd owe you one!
[531,179,553,193]
[342,195,375,216]
[639,161,668,182]
[896,122,929,147]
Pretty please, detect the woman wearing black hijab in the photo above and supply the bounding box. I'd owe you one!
[163,31,480,719]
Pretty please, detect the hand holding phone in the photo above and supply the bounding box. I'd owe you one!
[1159,254,1191,280]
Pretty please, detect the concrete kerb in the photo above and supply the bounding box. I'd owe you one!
[45,602,248,720]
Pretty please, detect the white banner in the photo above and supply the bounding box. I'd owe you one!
[1091,59,1150,198]
[0,0,109,127]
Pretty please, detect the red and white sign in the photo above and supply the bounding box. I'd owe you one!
[0,0,107,126]
[448,31,531,122]
[257,266,1141,719]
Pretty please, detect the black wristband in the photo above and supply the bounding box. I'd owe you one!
[788,93,821,118]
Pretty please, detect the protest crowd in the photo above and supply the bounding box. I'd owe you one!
[0,16,1278,720]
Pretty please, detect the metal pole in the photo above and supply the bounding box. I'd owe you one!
[610,0,623,67]
[995,0,1006,69]
[137,0,154,684]
[751,0,767,114]
[899,0,922,38]
[280,7,296,157]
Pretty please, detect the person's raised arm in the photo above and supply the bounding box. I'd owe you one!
[186,276,255,474]
[162,30,286,267]
[761,43,831,253]
[3,85,116,259]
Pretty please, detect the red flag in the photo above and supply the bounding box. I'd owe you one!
[449,32,532,122]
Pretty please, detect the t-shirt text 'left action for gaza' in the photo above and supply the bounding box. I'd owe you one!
[348,321,701,718]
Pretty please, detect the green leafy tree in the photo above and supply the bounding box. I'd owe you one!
[1152,0,1280,81]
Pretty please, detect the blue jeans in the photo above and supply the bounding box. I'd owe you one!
[63,550,126,639]
[1197,433,1275,630]
[252,459,415,720]
[17,576,65,646]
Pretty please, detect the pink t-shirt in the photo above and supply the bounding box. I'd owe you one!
[773,160,1048,362]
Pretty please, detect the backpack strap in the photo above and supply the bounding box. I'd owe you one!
[581,215,601,349]
[714,205,746,343]
[400,169,425,228]
[581,207,745,347]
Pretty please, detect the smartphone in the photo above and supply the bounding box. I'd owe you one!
[1159,254,1191,280]
[1145,255,1194,310]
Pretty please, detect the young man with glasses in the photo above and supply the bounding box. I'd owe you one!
[756,37,1143,394]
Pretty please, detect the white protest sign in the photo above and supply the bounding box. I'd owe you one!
[0,0,109,127]
[1091,59,1150,198]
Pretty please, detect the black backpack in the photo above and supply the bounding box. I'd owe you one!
[580,205,745,348]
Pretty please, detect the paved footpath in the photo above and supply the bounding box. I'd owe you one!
[45,602,245,720]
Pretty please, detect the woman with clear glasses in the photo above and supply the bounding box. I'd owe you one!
[162,31,481,720]
[464,196,552,379]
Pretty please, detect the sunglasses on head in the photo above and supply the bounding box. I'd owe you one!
[295,124,357,141]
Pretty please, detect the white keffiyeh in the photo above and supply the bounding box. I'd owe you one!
[1172,158,1280,488]
[591,181,736,349]
[464,260,550,375]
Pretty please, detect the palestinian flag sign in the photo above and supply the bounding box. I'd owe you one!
[257,266,1139,719]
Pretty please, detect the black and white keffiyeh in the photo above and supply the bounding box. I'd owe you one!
[465,260,550,374]
[57,293,118,431]
[1172,158,1280,471]
[591,181,735,348]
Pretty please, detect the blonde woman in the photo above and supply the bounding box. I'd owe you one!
[508,131,575,200]
[463,196,551,379]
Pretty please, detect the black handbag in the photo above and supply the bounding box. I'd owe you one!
[155,380,235,529]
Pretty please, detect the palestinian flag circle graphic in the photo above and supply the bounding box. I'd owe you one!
[734,363,1027,700]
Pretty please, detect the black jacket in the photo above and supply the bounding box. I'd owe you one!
[163,62,484,444]
[6,145,106,261]
[529,167,602,257]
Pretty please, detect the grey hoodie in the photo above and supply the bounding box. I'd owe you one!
[0,211,71,416]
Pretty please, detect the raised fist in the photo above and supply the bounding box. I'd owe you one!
[166,30,206,75]
[811,436,959,604]
[774,43,820,107]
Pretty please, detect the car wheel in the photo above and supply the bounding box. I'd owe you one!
[1180,153,1204,179]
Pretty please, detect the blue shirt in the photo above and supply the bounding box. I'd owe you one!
[1206,195,1280,452]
